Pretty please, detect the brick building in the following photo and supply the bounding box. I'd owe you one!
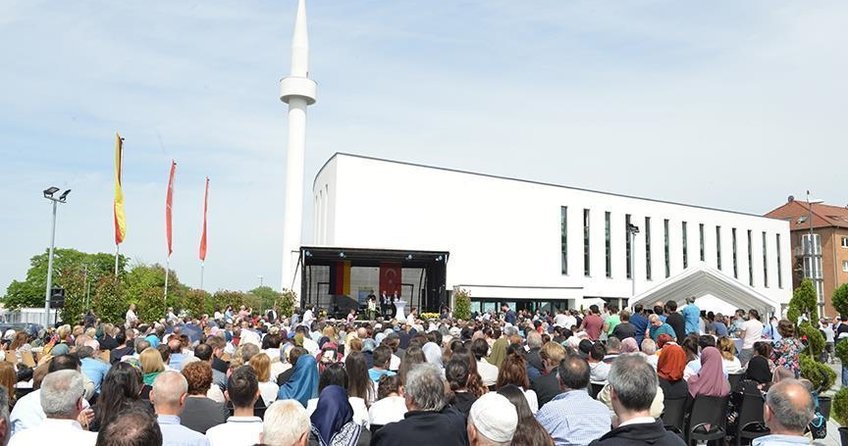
[765,197,848,317]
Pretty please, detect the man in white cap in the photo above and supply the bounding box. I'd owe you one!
[467,392,518,446]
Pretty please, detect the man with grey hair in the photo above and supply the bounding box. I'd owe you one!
[8,370,96,446]
[260,400,310,446]
[753,379,815,446]
[590,355,684,445]
[372,363,467,445]
[151,371,209,446]
[526,331,545,379]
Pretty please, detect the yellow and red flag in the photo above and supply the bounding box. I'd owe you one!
[165,160,176,256]
[113,133,127,245]
[199,177,209,261]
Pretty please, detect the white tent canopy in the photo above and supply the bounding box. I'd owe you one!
[630,264,779,317]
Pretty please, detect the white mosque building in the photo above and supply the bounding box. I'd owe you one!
[305,153,792,316]
[277,2,792,316]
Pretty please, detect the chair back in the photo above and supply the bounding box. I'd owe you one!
[736,391,769,444]
[661,397,687,433]
[728,373,744,390]
[687,395,729,442]
[589,383,604,399]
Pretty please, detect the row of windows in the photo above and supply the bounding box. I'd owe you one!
[559,207,783,288]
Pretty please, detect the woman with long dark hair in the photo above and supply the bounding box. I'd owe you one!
[91,362,147,432]
[345,351,374,406]
[445,356,477,416]
[396,346,426,386]
[497,384,554,446]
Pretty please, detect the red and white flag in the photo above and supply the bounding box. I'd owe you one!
[165,160,176,256]
[199,177,209,261]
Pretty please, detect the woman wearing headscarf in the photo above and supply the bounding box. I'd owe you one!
[310,385,368,446]
[657,344,689,400]
[421,342,444,369]
[725,354,773,437]
[278,354,319,407]
[686,346,730,399]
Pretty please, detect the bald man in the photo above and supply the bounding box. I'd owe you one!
[753,379,815,445]
[151,371,210,446]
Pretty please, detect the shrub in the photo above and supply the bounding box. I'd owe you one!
[453,288,471,320]
[800,354,836,393]
[787,279,818,325]
[833,283,848,319]
[833,387,848,425]
[837,339,848,364]
[798,322,825,358]
[419,312,440,321]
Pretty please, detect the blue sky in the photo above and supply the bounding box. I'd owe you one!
[2,1,846,295]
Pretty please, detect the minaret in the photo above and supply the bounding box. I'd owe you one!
[280,0,316,293]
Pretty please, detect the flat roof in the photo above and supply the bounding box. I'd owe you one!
[315,152,781,220]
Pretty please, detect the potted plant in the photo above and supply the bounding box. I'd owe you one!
[832,387,848,445]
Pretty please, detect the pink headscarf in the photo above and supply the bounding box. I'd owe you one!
[620,337,639,353]
[687,346,730,398]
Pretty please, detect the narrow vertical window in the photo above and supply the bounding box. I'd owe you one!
[776,234,783,288]
[560,207,568,275]
[716,226,722,270]
[584,209,591,277]
[699,224,705,261]
[682,221,688,269]
[626,214,632,279]
[732,228,738,279]
[645,217,652,280]
[605,211,612,278]
[762,231,769,287]
[747,230,754,286]
[664,219,670,278]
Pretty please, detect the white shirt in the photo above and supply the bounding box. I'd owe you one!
[307,396,370,427]
[258,381,279,406]
[523,388,539,414]
[8,418,96,446]
[741,319,764,349]
[125,309,138,327]
[303,338,319,355]
[368,395,408,426]
[9,389,90,436]
[723,357,743,375]
[389,354,401,371]
[477,359,499,387]
[205,416,263,446]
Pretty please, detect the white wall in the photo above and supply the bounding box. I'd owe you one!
[313,154,793,307]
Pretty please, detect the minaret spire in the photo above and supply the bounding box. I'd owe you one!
[280,0,317,296]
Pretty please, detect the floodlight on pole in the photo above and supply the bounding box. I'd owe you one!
[627,223,640,299]
[43,186,70,328]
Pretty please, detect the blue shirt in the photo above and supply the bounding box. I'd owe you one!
[752,434,809,446]
[681,304,700,335]
[158,414,210,446]
[80,357,110,394]
[146,334,161,348]
[536,390,611,446]
[649,323,676,341]
[368,368,396,382]
[712,321,729,337]
[629,313,649,344]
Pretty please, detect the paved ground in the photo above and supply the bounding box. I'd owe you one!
[815,361,842,446]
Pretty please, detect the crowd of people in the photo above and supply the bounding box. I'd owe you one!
[0,299,832,446]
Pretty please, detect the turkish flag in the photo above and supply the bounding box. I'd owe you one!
[379,263,402,296]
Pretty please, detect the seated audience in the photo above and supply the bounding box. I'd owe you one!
[535,355,611,446]
[467,392,518,446]
[180,361,228,434]
[261,400,310,446]
[497,384,554,446]
[151,371,209,445]
[590,355,684,445]
[205,366,263,446]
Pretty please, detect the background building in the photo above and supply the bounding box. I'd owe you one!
[766,197,848,317]
[308,153,792,315]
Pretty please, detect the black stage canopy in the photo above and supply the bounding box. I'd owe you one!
[299,246,449,315]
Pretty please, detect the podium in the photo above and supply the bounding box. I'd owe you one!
[394,300,407,323]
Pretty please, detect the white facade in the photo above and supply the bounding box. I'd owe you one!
[312,153,792,310]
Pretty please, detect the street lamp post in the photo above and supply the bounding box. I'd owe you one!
[627,223,640,299]
[43,187,70,328]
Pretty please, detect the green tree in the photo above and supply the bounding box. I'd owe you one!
[184,289,210,318]
[92,276,125,324]
[213,290,246,313]
[249,286,281,313]
[833,283,848,318]
[453,288,471,320]
[2,248,128,311]
[277,289,297,318]
[787,279,818,325]
[124,263,185,323]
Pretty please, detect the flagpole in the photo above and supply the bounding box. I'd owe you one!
[164,256,170,301]
[114,244,120,277]
[200,261,205,291]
